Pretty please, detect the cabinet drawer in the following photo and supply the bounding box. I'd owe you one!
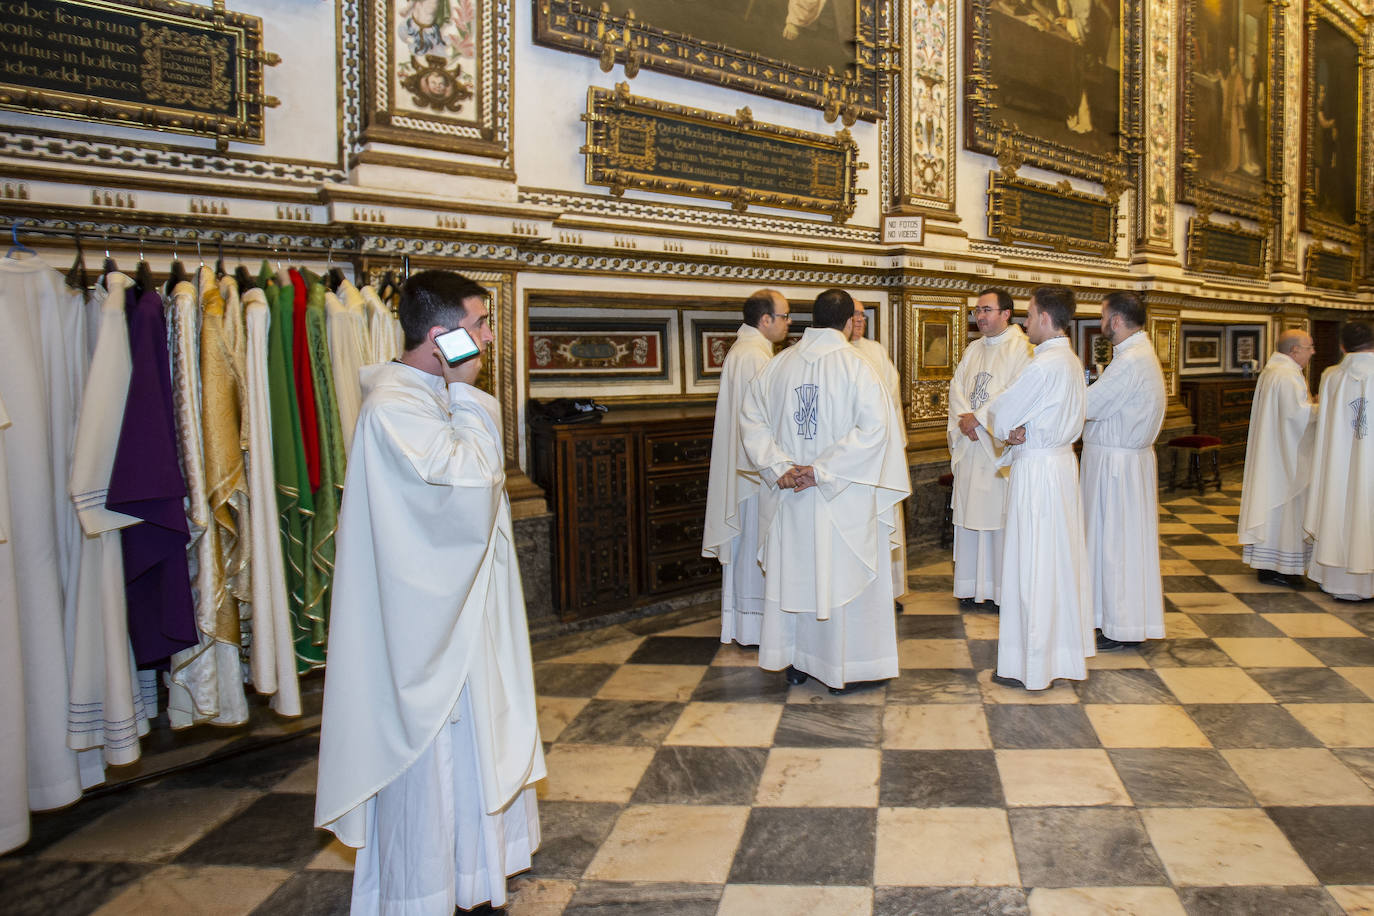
[647,552,719,595]
[645,430,713,470]
[646,473,710,513]
[647,511,706,555]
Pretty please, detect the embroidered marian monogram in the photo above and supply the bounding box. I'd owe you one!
[794,384,819,440]
[969,371,993,409]
[1352,396,1369,440]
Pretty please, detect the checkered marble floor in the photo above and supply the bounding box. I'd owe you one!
[3,483,1373,915]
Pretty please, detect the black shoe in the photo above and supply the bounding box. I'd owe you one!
[828,678,889,696]
[990,673,1025,688]
[958,596,976,610]
[1096,632,1142,651]
[784,666,808,686]
[980,601,1000,614]
[1257,569,1281,585]
[1257,569,1306,590]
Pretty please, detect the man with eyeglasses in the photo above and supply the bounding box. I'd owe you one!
[703,289,792,646]
[1238,329,1318,590]
[947,288,1033,612]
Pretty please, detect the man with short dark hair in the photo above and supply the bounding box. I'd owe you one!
[739,288,910,694]
[971,286,1093,689]
[316,270,545,913]
[1080,292,1167,650]
[704,289,790,645]
[1304,319,1374,599]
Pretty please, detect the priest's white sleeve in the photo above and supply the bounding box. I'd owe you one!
[740,376,794,488]
[977,360,1046,440]
[810,373,897,501]
[377,384,505,487]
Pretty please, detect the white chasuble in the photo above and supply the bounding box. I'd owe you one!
[1238,351,1317,575]
[852,335,909,599]
[1081,331,1167,641]
[1304,352,1374,599]
[976,336,1093,688]
[702,324,774,646]
[0,393,30,853]
[739,328,910,688]
[361,285,400,365]
[316,364,544,906]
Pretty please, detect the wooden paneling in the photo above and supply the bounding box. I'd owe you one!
[1179,375,1258,467]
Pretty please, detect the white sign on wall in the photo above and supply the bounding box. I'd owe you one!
[882,215,925,246]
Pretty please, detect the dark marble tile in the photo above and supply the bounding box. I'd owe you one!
[0,859,151,916]
[689,667,791,703]
[1238,593,1328,614]
[174,793,330,868]
[563,881,722,915]
[897,614,966,639]
[1075,669,1178,705]
[1192,523,1238,534]
[1179,886,1342,916]
[623,605,719,637]
[879,749,1004,807]
[1188,615,1283,638]
[1108,749,1255,807]
[1162,575,1226,593]
[967,639,998,671]
[1163,533,1217,546]
[626,636,723,666]
[250,870,354,916]
[534,663,619,698]
[728,807,875,885]
[1157,546,1184,559]
[886,669,982,705]
[1138,638,1233,668]
[908,574,954,592]
[557,700,686,747]
[1009,807,1169,887]
[1189,558,1257,576]
[1266,805,1374,884]
[986,704,1100,749]
[774,704,882,748]
[155,734,320,792]
[1183,704,1322,748]
[531,801,623,879]
[1338,610,1374,637]
[874,886,1029,916]
[1296,637,1374,667]
[629,747,767,805]
[13,789,142,857]
[1334,748,1374,791]
[1248,668,1372,704]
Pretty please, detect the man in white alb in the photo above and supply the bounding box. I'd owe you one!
[949,288,1033,610]
[1080,292,1167,650]
[1304,319,1374,600]
[740,288,911,694]
[316,271,544,914]
[1238,329,1317,589]
[703,290,790,646]
[972,286,1093,689]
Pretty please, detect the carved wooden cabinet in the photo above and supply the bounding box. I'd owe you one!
[1179,375,1258,467]
[529,408,717,621]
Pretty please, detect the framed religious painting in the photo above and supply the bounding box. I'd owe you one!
[1301,3,1368,244]
[1180,326,1224,375]
[1148,314,1179,395]
[1225,325,1264,373]
[965,0,1138,181]
[1177,0,1279,220]
[1077,319,1114,374]
[904,294,965,424]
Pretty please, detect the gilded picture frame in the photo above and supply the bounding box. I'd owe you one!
[1148,314,1179,395]
[1225,325,1264,373]
[1180,326,1224,375]
[905,295,965,427]
[1301,3,1368,244]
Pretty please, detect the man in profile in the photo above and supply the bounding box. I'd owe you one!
[949,288,1033,610]
[703,289,791,646]
[1238,329,1318,588]
[1080,292,1167,650]
[972,286,1093,689]
[740,288,910,694]
[1304,319,1374,600]
[315,271,544,913]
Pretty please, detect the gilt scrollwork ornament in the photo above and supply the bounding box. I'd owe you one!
[400,55,474,112]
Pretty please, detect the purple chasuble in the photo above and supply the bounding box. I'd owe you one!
[107,287,197,666]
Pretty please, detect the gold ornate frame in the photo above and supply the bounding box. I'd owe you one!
[987,170,1122,257]
[1148,314,1179,395]
[1300,1,1369,245]
[896,0,958,213]
[1304,240,1359,290]
[904,294,965,427]
[1186,214,1269,278]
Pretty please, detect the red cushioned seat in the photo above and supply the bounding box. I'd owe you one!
[1165,435,1223,449]
[938,473,954,487]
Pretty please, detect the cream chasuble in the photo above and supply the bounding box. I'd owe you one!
[947,325,1033,603]
[739,328,910,689]
[326,281,369,454]
[976,336,1093,689]
[0,393,30,853]
[1238,351,1317,575]
[1304,352,1374,599]
[702,324,774,646]
[852,335,909,599]
[361,285,400,365]
[1080,331,1167,641]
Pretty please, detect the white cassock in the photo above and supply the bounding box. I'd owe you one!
[739,327,910,688]
[947,325,1033,604]
[976,336,1094,688]
[1303,352,1374,599]
[1081,330,1167,641]
[702,324,774,646]
[326,280,370,455]
[1238,351,1317,575]
[316,363,545,914]
[852,335,909,599]
[0,392,29,852]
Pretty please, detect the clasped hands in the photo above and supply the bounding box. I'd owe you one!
[959,412,1027,446]
[778,465,816,491]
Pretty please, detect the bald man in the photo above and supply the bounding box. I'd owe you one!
[1237,329,1318,588]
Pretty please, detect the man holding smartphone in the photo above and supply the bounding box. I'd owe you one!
[315,270,545,914]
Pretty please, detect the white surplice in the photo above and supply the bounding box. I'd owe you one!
[1303,352,1374,599]
[0,392,30,853]
[852,335,909,599]
[702,324,774,646]
[739,327,910,689]
[316,363,544,914]
[1238,351,1317,575]
[361,285,401,366]
[66,272,149,770]
[327,280,370,455]
[242,288,302,716]
[975,336,1094,688]
[1080,331,1167,641]
[947,325,1033,603]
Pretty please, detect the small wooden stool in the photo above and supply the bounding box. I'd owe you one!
[1166,435,1223,494]
[938,473,955,549]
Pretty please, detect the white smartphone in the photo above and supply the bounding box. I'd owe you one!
[435,326,481,365]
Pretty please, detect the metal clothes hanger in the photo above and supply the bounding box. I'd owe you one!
[66,230,90,290]
[101,230,117,275]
